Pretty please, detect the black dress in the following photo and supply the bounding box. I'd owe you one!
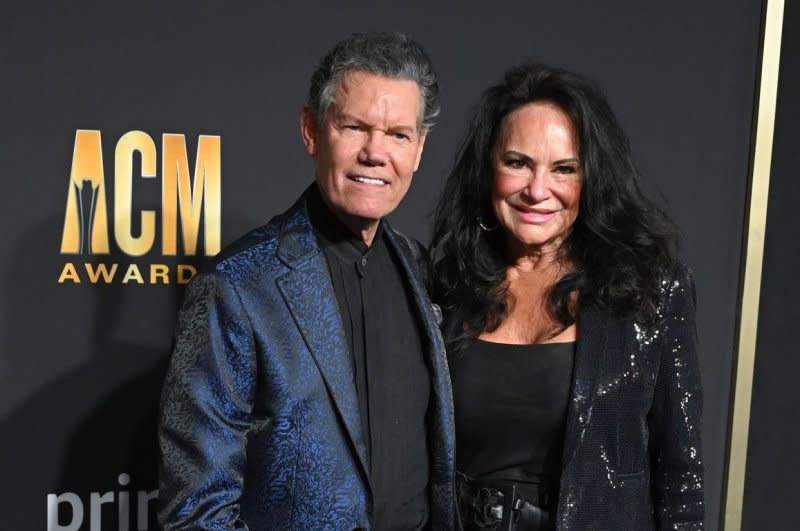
[452,339,575,531]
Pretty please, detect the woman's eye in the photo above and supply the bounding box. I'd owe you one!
[554,165,577,174]
[505,159,526,169]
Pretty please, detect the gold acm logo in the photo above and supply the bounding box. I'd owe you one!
[58,130,221,284]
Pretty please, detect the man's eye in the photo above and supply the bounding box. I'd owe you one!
[343,125,362,131]
[392,132,410,141]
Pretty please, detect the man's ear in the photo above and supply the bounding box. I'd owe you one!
[300,106,318,156]
[413,129,428,172]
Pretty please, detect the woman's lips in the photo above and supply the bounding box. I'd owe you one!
[512,205,556,223]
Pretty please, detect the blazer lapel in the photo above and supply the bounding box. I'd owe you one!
[383,227,445,358]
[275,197,370,480]
[383,226,456,482]
[560,305,609,470]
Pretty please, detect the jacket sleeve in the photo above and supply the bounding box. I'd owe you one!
[648,265,705,530]
[157,271,257,530]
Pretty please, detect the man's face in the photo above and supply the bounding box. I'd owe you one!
[301,71,427,240]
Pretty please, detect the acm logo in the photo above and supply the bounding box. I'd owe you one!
[58,130,220,284]
[49,130,221,527]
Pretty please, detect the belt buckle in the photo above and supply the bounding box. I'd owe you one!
[473,487,504,528]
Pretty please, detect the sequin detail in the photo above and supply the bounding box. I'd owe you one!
[556,264,704,530]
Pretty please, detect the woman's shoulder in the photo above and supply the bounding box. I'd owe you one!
[666,260,694,283]
[659,260,696,305]
[646,260,698,335]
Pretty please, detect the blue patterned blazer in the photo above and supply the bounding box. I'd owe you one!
[158,190,456,530]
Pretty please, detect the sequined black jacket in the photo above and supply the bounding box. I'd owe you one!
[553,263,704,530]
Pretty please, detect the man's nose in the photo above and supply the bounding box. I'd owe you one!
[358,132,387,166]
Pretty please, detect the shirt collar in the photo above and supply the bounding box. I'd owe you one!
[307,182,385,262]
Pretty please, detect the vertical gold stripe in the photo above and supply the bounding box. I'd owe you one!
[723,0,785,529]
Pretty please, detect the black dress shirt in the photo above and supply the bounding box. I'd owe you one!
[307,185,431,530]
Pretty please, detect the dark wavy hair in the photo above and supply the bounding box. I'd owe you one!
[430,63,677,351]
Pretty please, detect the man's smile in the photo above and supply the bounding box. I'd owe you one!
[349,175,389,186]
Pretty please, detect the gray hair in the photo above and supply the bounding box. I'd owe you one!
[308,32,440,133]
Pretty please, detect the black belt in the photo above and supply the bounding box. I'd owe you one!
[456,473,553,531]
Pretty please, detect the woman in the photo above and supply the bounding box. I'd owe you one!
[431,64,703,530]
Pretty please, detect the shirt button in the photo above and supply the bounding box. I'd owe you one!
[361,258,367,266]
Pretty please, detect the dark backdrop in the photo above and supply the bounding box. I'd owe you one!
[742,1,798,529]
[0,2,763,529]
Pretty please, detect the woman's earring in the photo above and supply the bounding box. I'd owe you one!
[477,217,498,231]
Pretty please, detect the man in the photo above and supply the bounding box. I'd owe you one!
[158,32,455,530]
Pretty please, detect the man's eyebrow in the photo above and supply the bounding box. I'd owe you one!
[390,124,417,134]
[335,113,418,133]
[333,112,365,124]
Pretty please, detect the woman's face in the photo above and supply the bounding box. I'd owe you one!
[491,101,582,256]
